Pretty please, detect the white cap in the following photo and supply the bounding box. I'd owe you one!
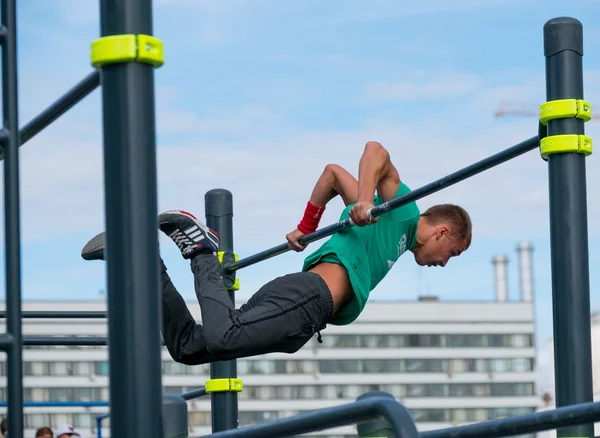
[54,425,80,437]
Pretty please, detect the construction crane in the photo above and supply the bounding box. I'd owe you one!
[495,100,598,120]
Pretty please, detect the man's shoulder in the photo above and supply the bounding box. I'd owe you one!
[380,181,420,223]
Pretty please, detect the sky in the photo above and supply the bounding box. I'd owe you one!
[1,0,600,396]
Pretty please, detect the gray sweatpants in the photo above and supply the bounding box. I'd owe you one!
[160,253,334,365]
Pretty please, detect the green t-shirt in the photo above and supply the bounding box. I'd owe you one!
[302,183,420,326]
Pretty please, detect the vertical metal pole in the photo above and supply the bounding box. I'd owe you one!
[162,394,188,438]
[1,0,24,436]
[205,189,239,432]
[544,17,594,438]
[99,1,163,438]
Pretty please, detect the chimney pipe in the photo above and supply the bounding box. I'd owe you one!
[492,255,509,302]
[517,241,534,302]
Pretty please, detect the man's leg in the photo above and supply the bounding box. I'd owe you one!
[160,258,217,365]
[191,253,333,361]
[159,210,334,362]
[80,230,216,365]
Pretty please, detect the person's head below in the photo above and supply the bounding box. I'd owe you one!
[413,204,472,268]
[54,424,79,438]
[0,418,6,436]
[35,427,53,438]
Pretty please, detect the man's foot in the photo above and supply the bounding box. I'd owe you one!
[81,232,106,261]
[158,210,220,259]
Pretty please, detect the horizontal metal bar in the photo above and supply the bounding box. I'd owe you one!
[206,396,418,438]
[23,336,108,346]
[0,310,107,319]
[225,135,540,273]
[21,335,171,347]
[180,387,208,401]
[0,71,100,161]
[420,400,600,438]
[19,71,100,146]
[0,333,13,351]
[0,401,108,407]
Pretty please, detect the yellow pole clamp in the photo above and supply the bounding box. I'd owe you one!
[218,251,240,291]
[205,378,243,393]
[90,34,164,68]
[539,99,592,125]
[540,134,593,160]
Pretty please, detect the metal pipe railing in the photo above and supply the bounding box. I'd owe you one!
[421,400,600,438]
[22,336,109,346]
[0,311,107,319]
[19,71,100,146]
[0,401,108,408]
[180,387,208,401]
[205,396,418,438]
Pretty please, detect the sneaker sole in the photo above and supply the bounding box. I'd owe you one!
[81,232,105,261]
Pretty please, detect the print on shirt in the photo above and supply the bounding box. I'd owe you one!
[387,233,407,268]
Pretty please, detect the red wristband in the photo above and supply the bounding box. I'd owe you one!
[297,201,326,234]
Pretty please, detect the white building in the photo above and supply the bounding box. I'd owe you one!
[0,242,539,437]
[537,312,600,438]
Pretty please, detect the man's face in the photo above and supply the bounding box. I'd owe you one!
[414,226,466,267]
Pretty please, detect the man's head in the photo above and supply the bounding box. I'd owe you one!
[35,427,53,438]
[413,204,472,267]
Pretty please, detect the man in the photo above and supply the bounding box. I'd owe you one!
[82,141,471,364]
[54,425,79,438]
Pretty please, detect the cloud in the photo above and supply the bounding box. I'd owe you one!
[364,70,483,102]
[156,85,285,137]
[4,88,599,253]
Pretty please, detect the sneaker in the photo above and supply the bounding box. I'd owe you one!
[81,232,106,261]
[158,210,220,259]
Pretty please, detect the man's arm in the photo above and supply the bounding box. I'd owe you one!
[351,141,400,226]
[309,164,358,207]
[287,164,358,251]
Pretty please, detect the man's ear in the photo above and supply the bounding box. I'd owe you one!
[436,224,451,239]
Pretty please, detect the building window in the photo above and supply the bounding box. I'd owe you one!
[24,362,48,376]
[315,333,533,348]
[72,413,93,428]
[239,411,282,426]
[95,361,109,376]
[49,388,71,402]
[189,411,211,427]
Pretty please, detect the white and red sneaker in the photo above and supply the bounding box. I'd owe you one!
[158,210,220,259]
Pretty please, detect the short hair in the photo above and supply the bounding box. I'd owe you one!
[1,418,6,435]
[35,427,53,438]
[421,204,472,249]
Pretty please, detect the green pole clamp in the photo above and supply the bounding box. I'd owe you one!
[540,134,592,160]
[205,378,243,393]
[218,251,240,291]
[90,34,164,68]
[539,99,592,125]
